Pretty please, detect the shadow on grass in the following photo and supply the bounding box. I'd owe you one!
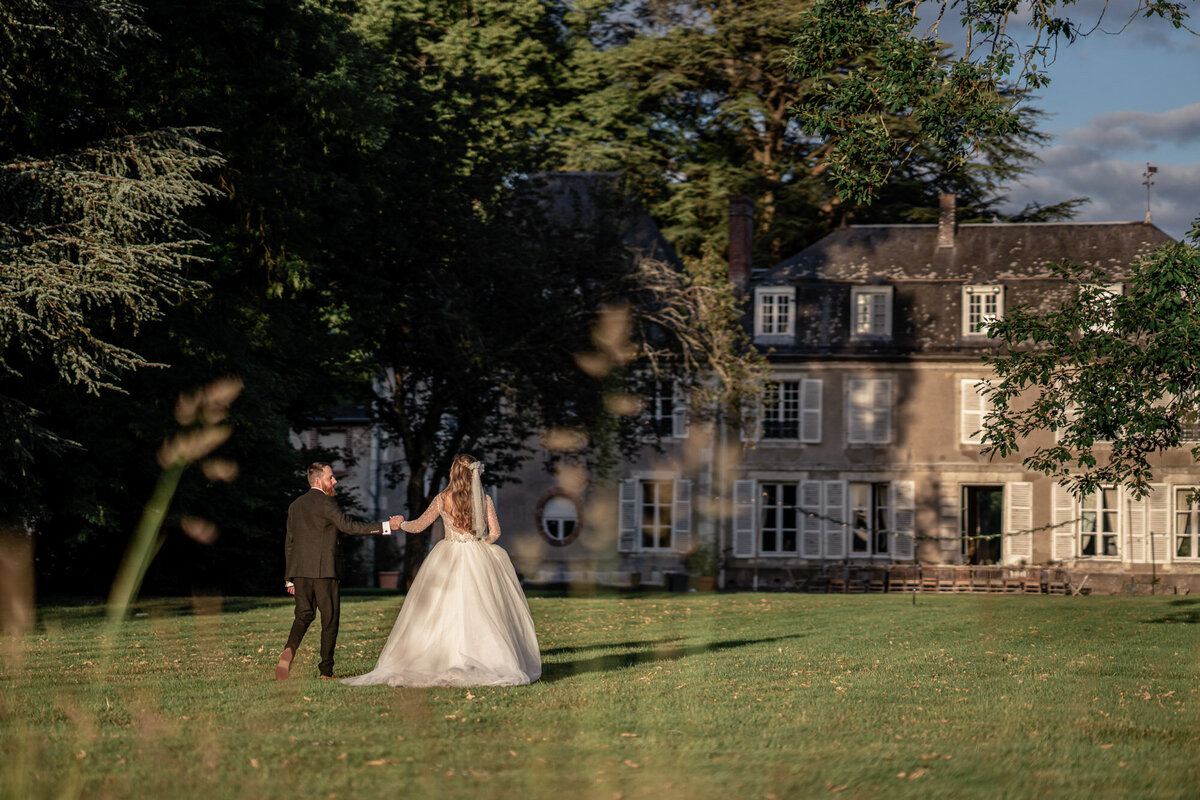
[1145,611,1200,624]
[1144,597,1200,623]
[541,636,686,657]
[540,633,805,683]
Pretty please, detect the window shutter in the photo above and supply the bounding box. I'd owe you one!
[732,479,757,557]
[618,479,637,553]
[823,480,846,559]
[800,480,823,558]
[872,293,888,334]
[1128,491,1147,563]
[1051,483,1076,561]
[891,480,915,560]
[961,380,985,445]
[872,379,892,444]
[672,479,692,554]
[1148,484,1170,564]
[1004,482,1033,563]
[740,400,762,442]
[847,379,868,444]
[671,383,689,439]
[801,379,822,443]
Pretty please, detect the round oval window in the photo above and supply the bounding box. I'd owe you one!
[539,494,581,546]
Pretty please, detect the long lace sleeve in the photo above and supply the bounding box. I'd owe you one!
[400,495,442,534]
[485,495,501,543]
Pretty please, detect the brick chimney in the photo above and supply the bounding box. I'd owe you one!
[938,193,956,248]
[728,195,755,294]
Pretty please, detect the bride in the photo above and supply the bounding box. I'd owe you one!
[342,454,541,687]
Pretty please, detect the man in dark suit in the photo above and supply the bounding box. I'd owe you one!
[275,462,402,680]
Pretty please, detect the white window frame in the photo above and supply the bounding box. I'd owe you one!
[639,478,675,552]
[643,379,688,439]
[759,482,799,556]
[1173,486,1200,560]
[754,286,795,341]
[846,378,892,445]
[850,286,893,340]
[618,475,693,555]
[753,378,822,444]
[960,379,995,445]
[961,285,1004,338]
[1079,487,1121,559]
[849,481,891,557]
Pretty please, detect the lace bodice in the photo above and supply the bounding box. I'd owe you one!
[400,492,500,543]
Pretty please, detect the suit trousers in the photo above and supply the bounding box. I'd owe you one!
[284,577,340,676]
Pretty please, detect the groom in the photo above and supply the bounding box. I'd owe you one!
[275,462,402,680]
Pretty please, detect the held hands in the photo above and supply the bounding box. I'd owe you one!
[388,515,404,533]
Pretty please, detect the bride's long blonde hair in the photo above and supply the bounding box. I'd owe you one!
[445,453,480,533]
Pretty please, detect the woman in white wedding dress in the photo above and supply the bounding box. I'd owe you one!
[342,454,541,687]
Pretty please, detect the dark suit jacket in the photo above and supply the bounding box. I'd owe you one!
[285,488,382,581]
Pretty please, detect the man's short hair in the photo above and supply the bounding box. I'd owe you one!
[307,462,330,486]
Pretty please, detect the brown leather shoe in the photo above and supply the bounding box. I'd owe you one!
[275,647,294,681]
[319,674,337,680]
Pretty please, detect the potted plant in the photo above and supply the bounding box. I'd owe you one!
[689,542,719,591]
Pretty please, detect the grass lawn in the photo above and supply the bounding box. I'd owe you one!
[1,592,1197,799]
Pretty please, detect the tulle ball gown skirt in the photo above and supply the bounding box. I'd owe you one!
[342,539,541,687]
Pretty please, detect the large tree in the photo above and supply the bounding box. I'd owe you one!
[0,1,221,528]
[551,0,1056,266]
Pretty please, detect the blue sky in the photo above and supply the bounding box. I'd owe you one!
[985,0,1200,240]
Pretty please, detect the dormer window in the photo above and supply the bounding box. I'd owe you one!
[850,286,892,340]
[962,285,1004,337]
[754,286,795,341]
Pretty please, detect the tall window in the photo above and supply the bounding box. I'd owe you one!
[640,480,673,550]
[850,482,890,555]
[1080,488,1119,557]
[1175,487,1200,558]
[850,287,892,339]
[760,484,798,554]
[755,288,794,338]
[961,285,1003,337]
[757,378,822,443]
[645,380,675,438]
[762,381,800,439]
[847,378,892,444]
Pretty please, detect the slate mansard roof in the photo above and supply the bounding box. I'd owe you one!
[753,221,1177,358]
[764,221,1175,284]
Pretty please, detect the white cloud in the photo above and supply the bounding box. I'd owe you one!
[1004,148,1200,240]
[1069,104,1200,152]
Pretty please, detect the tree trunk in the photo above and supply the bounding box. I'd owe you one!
[0,519,35,635]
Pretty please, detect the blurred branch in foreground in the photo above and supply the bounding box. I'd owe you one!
[106,378,242,623]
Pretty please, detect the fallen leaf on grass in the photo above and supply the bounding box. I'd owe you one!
[825,782,848,792]
[250,759,259,768]
[365,759,397,766]
[623,760,640,769]
[909,768,927,780]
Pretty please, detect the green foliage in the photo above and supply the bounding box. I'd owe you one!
[556,0,1048,265]
[3,594,1198,798]
[788,0,1192,206]
[0,0,223,517]
[633,245,769,430]
[982,222,1200,498]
